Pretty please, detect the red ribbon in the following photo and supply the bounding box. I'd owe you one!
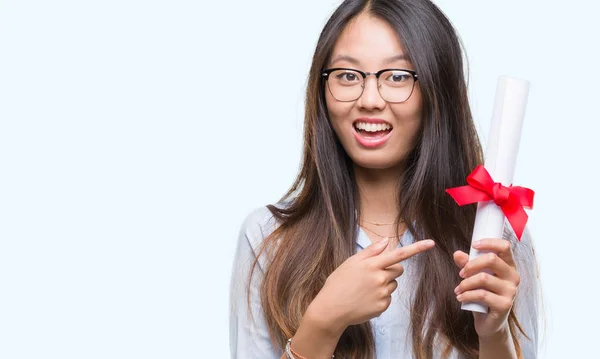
[445,165,534,240]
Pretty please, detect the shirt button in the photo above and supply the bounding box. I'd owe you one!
[379,326,386,335]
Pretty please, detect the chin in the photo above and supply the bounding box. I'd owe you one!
[349,152,405,171]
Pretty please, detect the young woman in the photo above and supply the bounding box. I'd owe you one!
[229,0,539,358]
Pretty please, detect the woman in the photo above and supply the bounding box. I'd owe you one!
[229,0,539,358]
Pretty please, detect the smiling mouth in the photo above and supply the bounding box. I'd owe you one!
[353,121,393,138]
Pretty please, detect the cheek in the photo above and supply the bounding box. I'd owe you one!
[397,114,422,147]
[325,91,353,129]
[387,116,421,159]
[391,93,423,142]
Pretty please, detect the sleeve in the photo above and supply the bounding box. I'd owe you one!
[509,227,540,359]
[229,206,282,359]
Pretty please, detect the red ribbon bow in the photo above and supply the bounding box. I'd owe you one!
[445,165,534,240]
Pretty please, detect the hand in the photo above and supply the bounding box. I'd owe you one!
[309,238,435,331]
[453,238,520,339]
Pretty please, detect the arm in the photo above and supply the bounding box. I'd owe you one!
[229,208,280,359]
[478,229,539,358]
[288,239,436,358]
[478,326,517,359]
[230,208,346,359]
[231,208,436,358]
[454,229,539,359]
[282,302,347,358]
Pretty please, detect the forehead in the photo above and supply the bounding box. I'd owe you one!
[330,13,408,67]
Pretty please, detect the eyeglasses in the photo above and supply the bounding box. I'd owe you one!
[321,67,418,103]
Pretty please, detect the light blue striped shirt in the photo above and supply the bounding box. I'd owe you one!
[229,206,538,358]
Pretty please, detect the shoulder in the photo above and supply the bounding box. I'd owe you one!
[238,205,283,249]
[235,203,286,271]
[229,205,286,358]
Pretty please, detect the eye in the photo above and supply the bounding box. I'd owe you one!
[381,70,414,88]
[335,71,361,83]
[386,72,410,83]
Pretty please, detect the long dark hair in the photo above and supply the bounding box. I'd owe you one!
[249,0,527,357]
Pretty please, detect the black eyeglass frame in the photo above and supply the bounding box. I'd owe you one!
[321,67,419,103]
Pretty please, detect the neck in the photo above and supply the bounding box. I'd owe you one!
[353,163,404,224]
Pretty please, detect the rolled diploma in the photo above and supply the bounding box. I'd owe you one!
[462,76,530,313]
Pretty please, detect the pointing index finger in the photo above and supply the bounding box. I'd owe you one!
[374,239,435,268]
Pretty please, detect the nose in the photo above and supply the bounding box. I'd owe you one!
[356,76,386,111]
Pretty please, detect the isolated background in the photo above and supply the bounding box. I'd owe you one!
[1,0,598,358]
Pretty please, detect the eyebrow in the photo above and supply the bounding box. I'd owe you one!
[329,54,407,66]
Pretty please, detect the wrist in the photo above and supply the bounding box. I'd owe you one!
[478,324,512,344]
[478,324,517,359]
[304,300,347,338]
[289,303,346,359]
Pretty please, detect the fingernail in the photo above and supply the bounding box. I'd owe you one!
[459,269,465,278]
[456,294,463,301]
[454,286,461,295]
[472,240,482,248]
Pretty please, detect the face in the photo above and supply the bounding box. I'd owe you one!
[324,13,423,170]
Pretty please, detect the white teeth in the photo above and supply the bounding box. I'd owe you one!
[354,122,392,132]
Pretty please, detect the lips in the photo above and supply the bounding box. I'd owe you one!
[352,118,393,148]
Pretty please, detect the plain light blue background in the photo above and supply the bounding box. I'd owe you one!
[1,1,598,358]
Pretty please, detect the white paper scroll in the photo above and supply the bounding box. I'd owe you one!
[462,76,530,313]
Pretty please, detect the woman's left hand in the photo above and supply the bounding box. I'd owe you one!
[453,238,520,339]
